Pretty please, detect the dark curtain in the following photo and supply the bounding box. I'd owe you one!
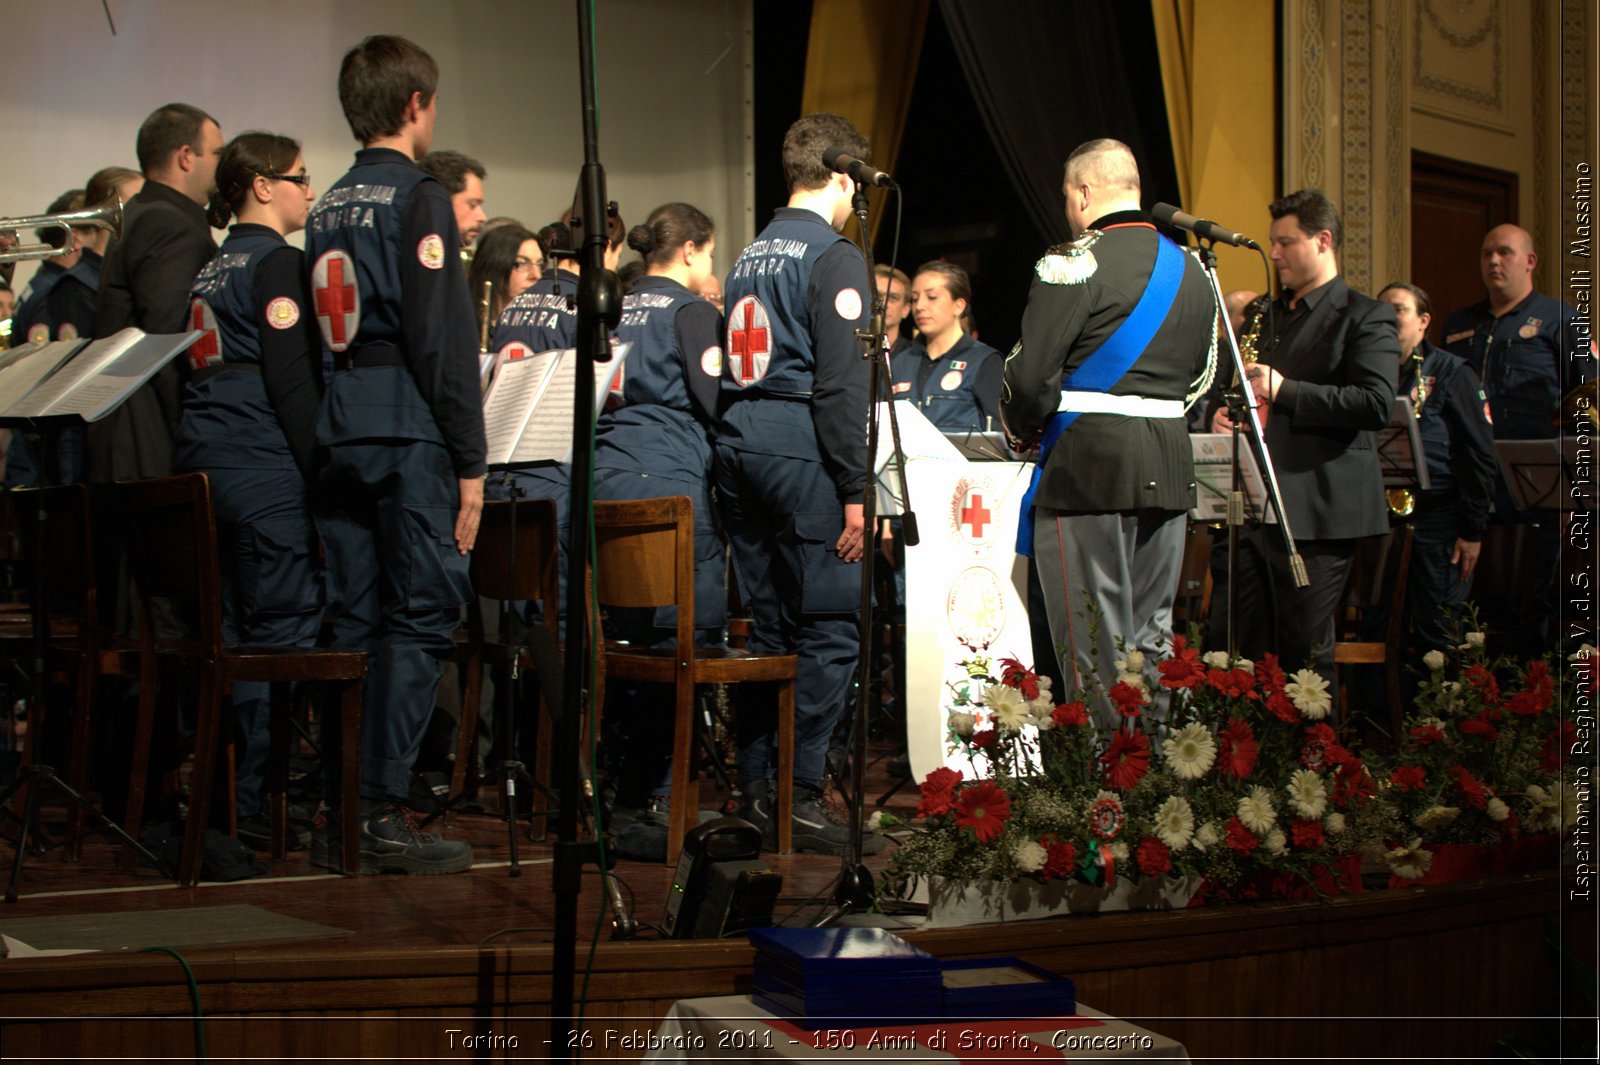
[937,0,1182,246]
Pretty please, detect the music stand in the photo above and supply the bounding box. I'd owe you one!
[1190,432,1268,525]
[1376,396,1431,494]
[1496,439,1567,512]
[0,328,198,899]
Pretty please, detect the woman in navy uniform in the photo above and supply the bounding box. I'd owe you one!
[467,222,542,343]
[891,261,1002,432]
[174,132,324,846]
[597,203,725,835]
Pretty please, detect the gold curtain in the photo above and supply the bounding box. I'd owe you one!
[1150,0,1277,293]
[800,0,930,240]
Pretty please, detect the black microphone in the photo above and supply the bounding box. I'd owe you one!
[823,147,897,190]
[1150,202,1260,250]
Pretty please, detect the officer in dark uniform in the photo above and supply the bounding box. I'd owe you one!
[175,132,325,848]
[7,191,91,487]
[307,35,485,874]
[1440,223,1593,651]
[597,203,726,841]
[716,113,883,856]
[891,260,1002,431]
[1377,282,1497,654]
[1003,139,1215,724]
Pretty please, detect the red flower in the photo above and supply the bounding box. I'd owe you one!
[1217,718,1259,779]
[1040,834,1078,880]
[1543,720,1576,771]
[1052,701,1090,728]
[1290,818,1325,850]
[1158,635,1205,690]
[970,728,998,751]
[1459,712,1500,742]
[1206,667,1259,700]
[1108,681,1148,718]
[953,780,1012,843]
[1332,760,1375,805]
[1135,837,1172,877]
[1224,816,1258,854]
[1100,729,1152,790]
[1265,691,1300,725]
[1451,765,1487,809]
[998,656,1042,700]
[1506,661,1553,717]
[1256,653,1288,691]
[1465,664,1501,707]
[1389,765,1427,792]
[916,767,963,818]
[1409,723,1446,746]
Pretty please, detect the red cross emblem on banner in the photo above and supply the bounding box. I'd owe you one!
[186,297,221,369]
[312,249,360,352]
[727,295,771,386]
[960,491,992,539]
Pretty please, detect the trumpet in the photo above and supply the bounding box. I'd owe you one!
[0,196,124,263]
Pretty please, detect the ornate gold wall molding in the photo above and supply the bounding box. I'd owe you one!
[1413,0,1508,126]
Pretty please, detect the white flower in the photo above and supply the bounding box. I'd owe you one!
[1287,769,1329,819]
[1154,796,1196,851]
[1418,715,1448,732]
[1237,786,1278,834]
[1012,839,1047,873]
[1162,723,1217,780]
[1286,669,1333,720]
[1413,804,1461,829]
[949,711,977,737]
[1264,829,1287,856]
[1525,783,1561,830]
[1423,649,1447,672]
[1323,811,1347,835]
[1036,675,1053,694]
[983,683,1030,730]
[1458,631,1486,651]
[1233,657,1254,675]
[1194,821,1221,851]
[1386,838,1433,879]
[1108,841,1130,863]
[1028,694,1057,726]
[1486,797,1509,822]
[1117,671,1149,695]
[1203,650,1232,670]
[1115,650,1146,673]
[867,810,885,831]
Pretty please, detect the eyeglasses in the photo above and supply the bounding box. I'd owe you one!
[512,257,544,274]
[259,170,311,187]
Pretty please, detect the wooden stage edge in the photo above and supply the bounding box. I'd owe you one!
[2,869,1589,1062]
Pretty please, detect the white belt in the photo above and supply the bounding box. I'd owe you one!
[1056,391,1185,418]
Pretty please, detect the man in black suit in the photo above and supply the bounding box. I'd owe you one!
[1207,188,1397,677]
[1003,139,1215,723]
[89,102,222,481]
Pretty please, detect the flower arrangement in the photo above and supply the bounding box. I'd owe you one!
[885,631,1392,907]
[1376,631,1578,881]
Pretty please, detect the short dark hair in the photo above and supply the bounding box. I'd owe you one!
[781,113,869,193]
[338,35,438,144]
[135,103,217,173]
[40,189,84,247]
[1378,281,1432,319]
[417,150,486,195]
[206,131,302,229]
[1269,188,1343,253]
[627,202,715,267]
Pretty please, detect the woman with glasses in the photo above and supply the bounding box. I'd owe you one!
[466,222,541,341]
[598,202,726,857]
[174,131,324,850]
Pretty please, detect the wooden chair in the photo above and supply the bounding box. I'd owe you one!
[0,484,141,858]
[451,497,561,832]
[116,473,366,886]
[1332,524,1416,735]
[592,496,798,859]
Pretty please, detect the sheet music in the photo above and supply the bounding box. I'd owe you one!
[482,342,630,468]
[1190,432,1269,523]
[481,349,559,466]
[27,329,200,420]
[0,339,86,416]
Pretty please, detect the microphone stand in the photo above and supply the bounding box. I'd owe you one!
[552,0,623,1044]
[1193,240,1307,661]
[812,184,910,927]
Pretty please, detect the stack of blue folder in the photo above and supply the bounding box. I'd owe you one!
[749,928,943,1028]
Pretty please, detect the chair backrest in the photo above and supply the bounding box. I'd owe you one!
[471,497,560,605]
[115,473,223,654]
[9,483,93,626]
[592,496,694,645]
[1337,524,1415,635]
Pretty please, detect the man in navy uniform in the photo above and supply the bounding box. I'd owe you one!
[1440,223,1594,650]
[417,150,488,249]
[716,112,882,855]
[1003,139,1214,723]
[1207,189,1397,678]
[91,103,222,481]
[308,35,485,874]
